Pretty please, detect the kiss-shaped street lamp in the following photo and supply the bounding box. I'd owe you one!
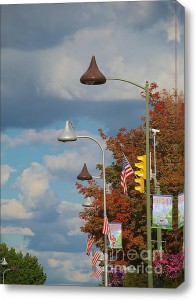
[80,55,153,288]
[77,163,93,181]
[82,196,94,208]
[58,120,108,287]
[80,56,106,85]
[58,120,77,142]
[0,258,8,266]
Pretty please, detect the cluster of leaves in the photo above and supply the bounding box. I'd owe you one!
[153,250,184,279]
[0,243,47,284]
[123,272,148,288]
[108,268,125,287]
[77,84,184,276]
[123,270,184,288]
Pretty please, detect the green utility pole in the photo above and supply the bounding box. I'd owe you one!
[79,56,154,287]
[145,81,153,288]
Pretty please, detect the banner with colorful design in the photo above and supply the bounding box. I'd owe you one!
[178,193,184,228]
[152,195,173,229]
[108,223,122,249]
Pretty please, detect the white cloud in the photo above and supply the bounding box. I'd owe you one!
[165,18,181,43]
[1,199,33,220]
[17,162,50,198]
[57,201,83,236]
[44,150,96,176]
[30,250,93,284]
[44,134,105,179]
[1,164,16,186]
[57,200,82,214]
[1,128,102,149]
[35,26,147,101]
[66,217,83,236]
[2,15,184,108]
[1,226,35,236]
[15,162,61,214]
[39,23,184,99]
[46,251,92,284]
[48,258,58,268]
[1,128,61,148]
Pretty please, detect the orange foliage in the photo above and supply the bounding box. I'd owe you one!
[77,85,184,261]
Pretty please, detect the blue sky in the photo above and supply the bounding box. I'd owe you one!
[1,0,185,286]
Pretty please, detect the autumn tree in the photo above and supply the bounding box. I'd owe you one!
[78,84,184,266]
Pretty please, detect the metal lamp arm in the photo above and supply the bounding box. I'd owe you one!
[107,78,146,90]
[76,135,106,216]
[2,268,12,284]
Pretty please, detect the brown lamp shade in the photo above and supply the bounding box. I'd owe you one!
[77,163,93,181]
[80,56,106,85]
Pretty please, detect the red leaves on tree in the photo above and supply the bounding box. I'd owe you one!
[77,84,184,260]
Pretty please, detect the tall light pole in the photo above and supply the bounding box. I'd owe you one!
[151,129,160,181]
[58,120,108,287]
[0,258,16,284]
[1,257,8,284]
[151,129,162,257]
[80,56,153,287]
[2,268,11,284]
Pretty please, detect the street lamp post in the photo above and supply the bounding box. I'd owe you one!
[1,258,16,284]
[2,268,11,284]
[80,56,153,287]
[151,129,162,258]
[58,121,108,287]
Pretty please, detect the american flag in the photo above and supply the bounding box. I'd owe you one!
[92,251,101,267]
[102,217,111,238]
[121,154,134,195]
[86,235,95,256]
[90,267,102,278]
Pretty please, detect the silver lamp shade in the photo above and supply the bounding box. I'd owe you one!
[1,258,8,266]
[82,197,93,207]
[58,120,77,142]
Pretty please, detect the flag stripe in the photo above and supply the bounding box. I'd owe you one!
[102,217,111,237]
[92,251,101,267]
[121,155,134,195]
[86,235,95,256]
[90,268,102,278]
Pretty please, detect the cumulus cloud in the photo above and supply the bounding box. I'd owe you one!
[44,132,107,179]
[1,1,185,286]
[1,2,184,132]
[1,3,184,102]
[1,164,16,186]
[1,226,35,236]
[15,162,60,221]
[1,128,61,148]
[17,162,50,199]
[1,160,86,250]
[26,197,86,252]
[1,1,175,51]
[25,250,93,285]
[57,201,84,236]
[44,149,98,180]
[1,199,33,220]
[45,251,92,284]
[1,128,103,149]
